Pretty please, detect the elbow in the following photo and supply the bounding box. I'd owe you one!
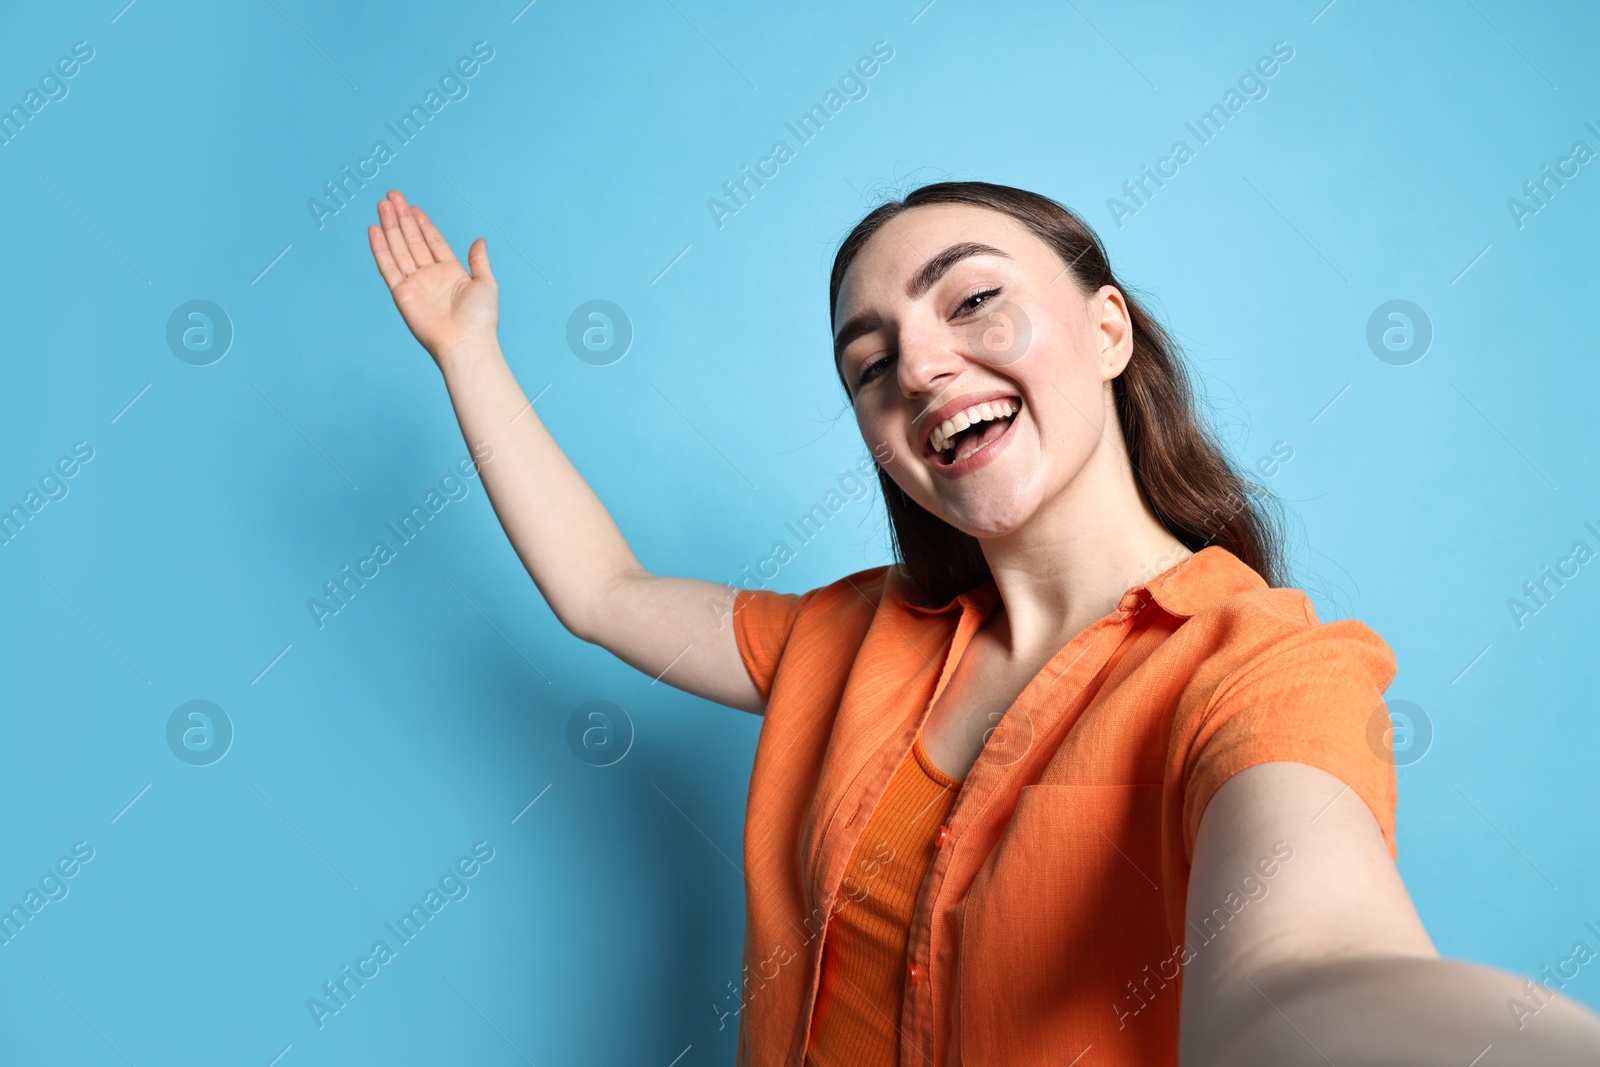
[558,602,605,647]
[564,566,646,648]
[566,618,607,648]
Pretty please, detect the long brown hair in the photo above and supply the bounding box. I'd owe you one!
[828,181,1289,605]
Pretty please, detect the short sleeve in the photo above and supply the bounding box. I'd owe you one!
[1180,617,1401,862]
[732,586,821,702]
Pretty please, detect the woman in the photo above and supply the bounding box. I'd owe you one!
[368,182,1600,1065]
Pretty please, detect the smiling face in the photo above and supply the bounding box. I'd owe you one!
[833,202,1137,542]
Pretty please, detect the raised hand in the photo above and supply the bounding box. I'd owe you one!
[368,189,498,368]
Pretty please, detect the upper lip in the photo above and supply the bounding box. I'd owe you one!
[917,389,1022,454]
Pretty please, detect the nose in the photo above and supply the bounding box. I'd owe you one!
[895,318,966,402]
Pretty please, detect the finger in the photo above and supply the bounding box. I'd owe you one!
[392,193,434,268]
[467,237,495,284]
[411,207,460,265]
[378,196,417,274]
[369,225,403,288]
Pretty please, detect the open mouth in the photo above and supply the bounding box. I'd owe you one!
[926,397,1021,467]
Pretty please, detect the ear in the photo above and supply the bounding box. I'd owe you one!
[1092,285,1136,381]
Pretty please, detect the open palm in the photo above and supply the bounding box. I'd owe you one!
[368,189,498,366]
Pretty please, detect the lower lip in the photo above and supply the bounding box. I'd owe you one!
[927,411,1020,480]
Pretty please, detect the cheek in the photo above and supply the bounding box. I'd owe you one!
[1029,335,1104,418]
[854,400,904,456]
[1028,395,1105,486]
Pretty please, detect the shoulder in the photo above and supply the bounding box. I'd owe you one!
[814,562,899,613]
[1161,585,1403,861]
[730,563,899,673]
[1154,580,1398,709]
[730,564,902,705]
[1219,588,1396,697]
[735,562,897,624]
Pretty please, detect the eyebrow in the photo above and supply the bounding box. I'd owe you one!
[832,241,1012,367]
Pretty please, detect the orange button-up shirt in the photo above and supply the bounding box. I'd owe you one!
[728,546,1399,1066]
[804,730,965,1067]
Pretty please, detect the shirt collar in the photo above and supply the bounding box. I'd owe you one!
[895,545,1266,619]
[1136,544,1267,617]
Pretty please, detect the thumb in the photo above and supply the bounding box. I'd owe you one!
[467,237,495,283]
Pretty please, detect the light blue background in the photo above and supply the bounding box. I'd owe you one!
[1,0,1596,1063]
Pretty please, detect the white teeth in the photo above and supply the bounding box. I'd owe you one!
[928,398,1018,455]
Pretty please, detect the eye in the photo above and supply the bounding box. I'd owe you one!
[855,351,894,389]
[850,287,1001,393]
[956,287,1001,317]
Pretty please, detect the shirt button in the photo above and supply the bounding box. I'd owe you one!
[908,961,921,986]
[934,824,950,848]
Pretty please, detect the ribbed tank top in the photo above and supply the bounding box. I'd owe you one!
[803,731,964,1067]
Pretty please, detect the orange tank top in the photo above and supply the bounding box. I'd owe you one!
[803,731,963,1067]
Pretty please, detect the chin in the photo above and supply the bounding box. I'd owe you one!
[932,485,1041,541]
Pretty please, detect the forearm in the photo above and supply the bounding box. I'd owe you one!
[1191,955,1600,1066]
[438,336,644,638]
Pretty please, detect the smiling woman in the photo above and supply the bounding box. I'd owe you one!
[366,180,1600,1067]
[827,184,1286,610]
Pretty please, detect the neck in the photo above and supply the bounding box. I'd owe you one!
[976,419,1192,659]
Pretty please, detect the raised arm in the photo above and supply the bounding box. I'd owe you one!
[368,190,763,715]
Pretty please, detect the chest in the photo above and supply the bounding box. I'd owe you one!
[917,629,1059,781]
